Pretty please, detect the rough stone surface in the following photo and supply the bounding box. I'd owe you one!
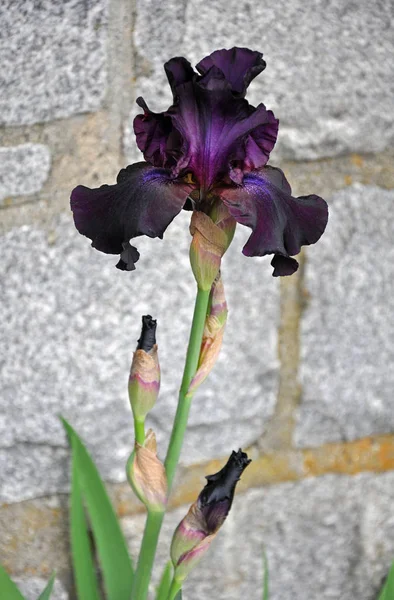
[295,185,394,447]
[0,212,279,502]
[14,577,69,600]
[0,0,108,126]
[0,144,51,205]
[122,471,394,600]
[0,496,70,581]
[126,0,394,161]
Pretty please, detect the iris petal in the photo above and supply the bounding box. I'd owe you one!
[133,98,174,168]
[134,49,278,188]
[166,66,278,190]
[196,47,266,97]
[70,162,194,269]
[218,166,328,276]
[164,57,195,94]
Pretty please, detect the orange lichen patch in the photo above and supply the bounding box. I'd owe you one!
[350,153,365,168]
[110,435,394,515]
[3,434,394,581]
[302,435,394,477]
[344,175,353,186]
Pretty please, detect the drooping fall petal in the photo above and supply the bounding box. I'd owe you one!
[218,165,328,276]
[70,162,194,269]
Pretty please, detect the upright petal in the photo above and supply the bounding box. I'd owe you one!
[133,49,278,189]
[196,47,266,96]
[218,166,328,276]
[167,66,278,191]
[133,98,186,171]
[164,57,195,94]
[70,162,194,270]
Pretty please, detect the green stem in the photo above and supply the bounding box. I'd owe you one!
[134,417,145,445]
[165,286,210,489]
[167,577,182,600]
[132,286,210,600]
[132,510,164,600]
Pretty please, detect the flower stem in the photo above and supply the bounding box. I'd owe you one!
[132,286,210,600]
[134,417,145,445]
[166,577,182,600]
[132,510,164,600]
[165,286,210,488]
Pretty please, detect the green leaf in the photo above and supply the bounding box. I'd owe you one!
[70,438,101,600]
[62,418,134,600]
[156,561,173,600]
[0,565,25,600]
[174,592,182,600]
[37,573,55,600]
[378,561,394,600]
[262,549,269,600]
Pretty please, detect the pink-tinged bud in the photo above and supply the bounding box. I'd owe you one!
[189,211,231,291]
[170,449,251,582]
[128,429,168,512]
[188,274,227,396]
[128,315,160,421]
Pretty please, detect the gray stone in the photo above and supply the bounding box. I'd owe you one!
[15,577,68,600]
[126,0,394,162]
[123,472,394,600]
[295,185,394,447]
[0,211,279,502]
[0,144,51,204]
[0,0,108,126]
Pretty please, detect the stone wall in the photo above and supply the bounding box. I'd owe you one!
[1,1,394,598]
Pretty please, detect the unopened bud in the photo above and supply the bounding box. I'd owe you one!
[129,315,160,420]
[189,207,235,290]
[128,429,167,512]
[188,274,227,396]
[171,449,251,582]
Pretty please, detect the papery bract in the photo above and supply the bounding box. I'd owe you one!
[128,430,167,512]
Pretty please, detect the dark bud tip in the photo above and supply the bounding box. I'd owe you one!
[137,315,157,352]
[198,449,251,531]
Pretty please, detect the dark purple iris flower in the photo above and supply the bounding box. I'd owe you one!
[71,47,328,276]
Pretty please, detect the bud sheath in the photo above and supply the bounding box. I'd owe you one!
[188,274,228,396]
[129,315,160,424]
[128,429,168,512]
[189,206,235,291]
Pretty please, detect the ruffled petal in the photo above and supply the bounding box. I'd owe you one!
[196,47,266,97]
[70,162,194,269]
[133,48,278,189]
[167,66,278,191]
[133,98,185,170]
[164,57,195,94]
[218,166,328,276]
